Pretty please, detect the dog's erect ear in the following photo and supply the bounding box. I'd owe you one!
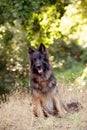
[38,43,46,54]
[28,47,34,54]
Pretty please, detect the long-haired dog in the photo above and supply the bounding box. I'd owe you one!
[29,43,68,117]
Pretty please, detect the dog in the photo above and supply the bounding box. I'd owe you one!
[29,43,68,117]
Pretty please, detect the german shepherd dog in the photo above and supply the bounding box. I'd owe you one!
[29,43,68,117]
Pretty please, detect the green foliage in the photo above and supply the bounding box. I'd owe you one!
[26,0,69,47]
[80,48,87,63]
[49,39,82,68]
[54,63,85,84]
[73,0,87,17]
[0,20,29,98]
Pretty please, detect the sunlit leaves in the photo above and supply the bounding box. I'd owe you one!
[26,5,61,46]
[59,3,87,47]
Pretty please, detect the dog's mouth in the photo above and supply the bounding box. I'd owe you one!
[37,67,43,74]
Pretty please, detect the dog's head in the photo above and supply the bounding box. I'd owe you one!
[29,43,50,75]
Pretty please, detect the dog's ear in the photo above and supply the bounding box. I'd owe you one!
[28,47,34,54]
[38,43,46,54]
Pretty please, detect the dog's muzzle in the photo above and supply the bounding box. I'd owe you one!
[36,64,43,74]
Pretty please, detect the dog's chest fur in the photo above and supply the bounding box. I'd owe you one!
[31,70,57,95]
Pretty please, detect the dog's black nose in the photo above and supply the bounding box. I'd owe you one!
[36,64,41,68]
[37,65,41,69]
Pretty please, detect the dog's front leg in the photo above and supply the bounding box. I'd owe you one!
[53,93,67,117]
[32,97,44,118]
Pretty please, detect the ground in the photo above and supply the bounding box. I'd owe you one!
[0,82,87,130]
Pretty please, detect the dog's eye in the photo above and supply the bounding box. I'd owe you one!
[33,58,36,61]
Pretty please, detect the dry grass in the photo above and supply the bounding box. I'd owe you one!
[0,84,87,130]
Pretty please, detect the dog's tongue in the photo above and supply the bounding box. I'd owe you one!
[38,68,43,74]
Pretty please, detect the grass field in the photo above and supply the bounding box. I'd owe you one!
[0,63,87,130]
[0,79,87,130]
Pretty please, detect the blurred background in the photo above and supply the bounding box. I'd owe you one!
[0,0,87,101]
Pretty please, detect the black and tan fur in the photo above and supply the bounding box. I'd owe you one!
[29,43,68,117]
